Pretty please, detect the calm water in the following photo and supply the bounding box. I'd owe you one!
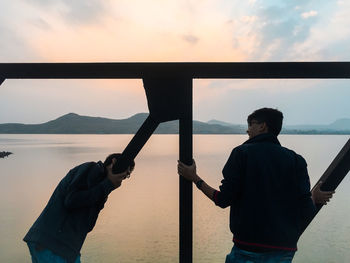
[0,134,349,263]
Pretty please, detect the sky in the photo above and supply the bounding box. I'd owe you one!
[0,0,349,125]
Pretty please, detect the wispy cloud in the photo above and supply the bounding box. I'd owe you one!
[0,0,348,63]
[25,0,109,25]
[301,10,318,19]
[182,34,199,44]
[0,25,36,62]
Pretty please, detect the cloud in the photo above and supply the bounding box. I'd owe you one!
[60,0,108,24]
[248,0,257,5]
[182,34,199,44]
[0,25,30,61]
[25,0,109,25]
[0,2,42,62]
[31,18,52,31]
[241,15,257,23]
[230,1,327,61]
[1,0,348,64]
[301,10,318,19]
[291,1,350,61]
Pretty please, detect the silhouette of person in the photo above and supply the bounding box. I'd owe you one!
[24,153,134,263]
[178,108,334,263]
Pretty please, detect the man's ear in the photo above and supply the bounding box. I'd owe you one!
[259,122,269,133]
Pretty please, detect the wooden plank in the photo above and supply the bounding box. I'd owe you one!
[179,79,193,263]
[308,138,350,224]
[0,62,350,79]
[112,115,159,173]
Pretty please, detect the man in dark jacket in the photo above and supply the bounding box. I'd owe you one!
[178,108,334,262]
[24,153,135,263]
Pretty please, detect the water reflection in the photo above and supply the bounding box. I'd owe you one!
[0,134,349,262]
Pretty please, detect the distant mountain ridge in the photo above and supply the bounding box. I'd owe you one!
[0,113,245,134]
[0,113,349,134]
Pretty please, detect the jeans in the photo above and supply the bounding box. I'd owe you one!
[27,242,81,263]
[225,246,295,263]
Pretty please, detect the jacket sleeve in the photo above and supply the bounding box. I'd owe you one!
[295,155,316,232]
[64,166,116,210]
[214,147,244,208]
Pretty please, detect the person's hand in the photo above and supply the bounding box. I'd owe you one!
[177,160,199,182]
[125,165,134,179]
[106,159,130,188]
[311,181,335,205]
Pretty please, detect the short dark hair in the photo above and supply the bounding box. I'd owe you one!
[247,108,283,136]
[104,153,135,170]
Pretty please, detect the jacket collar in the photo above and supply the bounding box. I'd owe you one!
[243,133,281,146]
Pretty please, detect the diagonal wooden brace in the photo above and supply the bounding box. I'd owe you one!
[112,115,159,173]
[113,77,194,262]
[304,138,350,231]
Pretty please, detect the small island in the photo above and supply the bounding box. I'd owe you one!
[0,151,12,158]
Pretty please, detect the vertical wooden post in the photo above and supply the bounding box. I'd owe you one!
[179,78,193,263]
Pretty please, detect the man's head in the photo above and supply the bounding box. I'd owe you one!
[247,108,283,139]
[104,153,135,175]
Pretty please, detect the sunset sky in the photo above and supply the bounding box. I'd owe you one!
[0,0,349,125]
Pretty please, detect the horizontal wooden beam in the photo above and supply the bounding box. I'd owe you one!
[0,62,350,79]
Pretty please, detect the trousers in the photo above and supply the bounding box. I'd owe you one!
[27,242,81,263]
[225,246,295,263]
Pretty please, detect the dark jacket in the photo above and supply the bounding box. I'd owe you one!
[23,161,116,263]
[213,133,316,252]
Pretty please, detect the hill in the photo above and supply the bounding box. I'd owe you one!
[0,113,245,134]
[0,113,349,134]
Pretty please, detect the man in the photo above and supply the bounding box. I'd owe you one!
[178,108,334,262]
[24,153,134,263]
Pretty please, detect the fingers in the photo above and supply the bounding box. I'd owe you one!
[323,192,334,197]
[125,167,131,178]
[177,164,185,175]
[319,192,334,205]
[314,181,335,195]
[113,171,128,180]
[323,197,332,205]
[177,160,196,168]
[177,162,190,171]
[178,160,190,168]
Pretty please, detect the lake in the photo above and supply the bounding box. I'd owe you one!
[0,134,349,263]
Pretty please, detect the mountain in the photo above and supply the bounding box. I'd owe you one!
[207,119,234,127]
[0,113,349,134]
[0,113,244,134]
[207,119,350,134]
[283,118,350,133]
[0,113,149,134]
[328,118,350,130]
